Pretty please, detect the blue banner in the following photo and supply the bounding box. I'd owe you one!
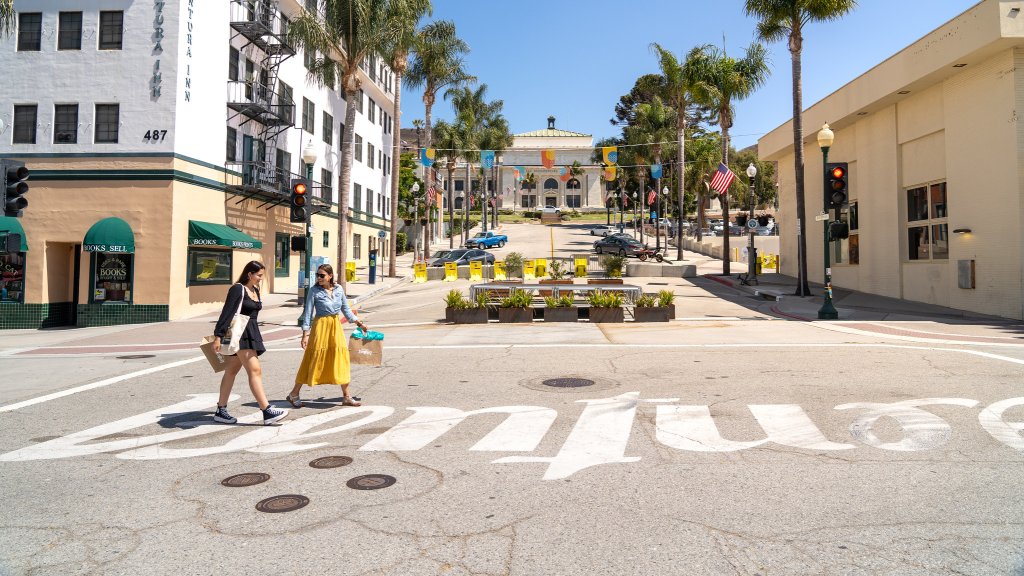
[650,163,662,179]
[480,150,495,169]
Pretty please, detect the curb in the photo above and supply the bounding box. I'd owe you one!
[351,275,411,306]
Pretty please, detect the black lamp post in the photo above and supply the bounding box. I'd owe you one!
[411,182,421,262]
[817,123,839,320]
[746,162,758,283]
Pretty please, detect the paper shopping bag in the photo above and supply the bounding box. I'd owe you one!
[200,335,228,373]
[348,335,383,366]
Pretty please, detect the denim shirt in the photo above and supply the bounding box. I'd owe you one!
[300,283,358,331]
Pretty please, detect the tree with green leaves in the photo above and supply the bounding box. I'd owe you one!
[432,119,463,247]
[288,0,401,288]
[625,96,677,249]
[381,0,432,277]
[568,160,585,207]
[745,0,857,296]
[405,20,475,149]
[689,43,770,275]
[520,172,537,212]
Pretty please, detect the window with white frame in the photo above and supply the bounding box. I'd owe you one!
[905,182,948,261]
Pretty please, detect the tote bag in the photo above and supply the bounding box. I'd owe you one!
[224,284,250,355]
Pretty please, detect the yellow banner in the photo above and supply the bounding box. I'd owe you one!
[533,258,547,278]
[603,165,617,181]
[346,261,357,282]
[444,262,458,282]
[602,146,618,165]
[541,149,556,168]
[493,261,506,280]
[523,261,536,281]
[574,257,588,278]
[469,261,482,281]
[413,262,428,283]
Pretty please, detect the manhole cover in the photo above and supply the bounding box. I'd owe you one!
[221,472,270,487]
[309,456,353,469]
[346,474,397,490]
[542,377,595,388]
[255,494,309,513]
[116,354,156,359]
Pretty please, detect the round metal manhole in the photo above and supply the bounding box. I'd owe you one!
[542,377,595,388]
[346,474,397,490]
[221,472,270,488]
[309,456,353,469]
[116,354,156,360]
[255,494,309,513]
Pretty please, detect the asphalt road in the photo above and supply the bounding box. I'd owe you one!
[2,222,1023,575]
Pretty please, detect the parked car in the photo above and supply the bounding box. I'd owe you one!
[428,249,495,267]
[593,235,648,257]
[465,231,507,248]
[590,225,621,236]
[541,206,561,214]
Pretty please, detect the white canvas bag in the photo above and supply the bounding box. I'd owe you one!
[224,284,250,355]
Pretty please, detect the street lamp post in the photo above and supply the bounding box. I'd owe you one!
[631,192,638,240]
[659,185,669,252]
[746,163,758,283]
[411,181,421,263]
[817,124,839,319]
[300,141,317,302]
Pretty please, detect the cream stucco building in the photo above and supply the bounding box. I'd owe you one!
[758,0,1024,320]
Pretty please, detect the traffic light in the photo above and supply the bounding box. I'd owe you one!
[289,177,310,223]
[3,160,30,217]
[825,162,848,209]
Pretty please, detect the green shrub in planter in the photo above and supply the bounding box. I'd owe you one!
[635,294,660,308]
[544,294,574,308]
[500,288,534,308]
[598,255,626,278]
[446,289,488,324]
[586,289,624,308]
[445,289,470,310]
[543,294,577,322]
[657,290,675,306]
[547,259,567,280]
[498,288,534,323]
[504,252,525,279]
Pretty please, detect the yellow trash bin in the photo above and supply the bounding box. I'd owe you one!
[534,259,547,278]
[574,257,588,278]
[346,261,357,282]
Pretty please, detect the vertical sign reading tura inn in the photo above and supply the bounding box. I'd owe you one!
[151,0,164,99]
[182,0,196,103]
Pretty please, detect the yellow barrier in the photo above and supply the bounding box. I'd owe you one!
[469,261,483,281]
[534,258,547,278]
[413,262,427,283]
[493,261,507,280]
[523,261,536,281]
[574,257,588,278]
[444,262,458,282]
[346,261,357,282]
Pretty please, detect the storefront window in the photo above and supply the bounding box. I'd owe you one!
[905,181,948,261]
[92,252,133,303]
[187,248,233,285]
[275,233,290,277]
[0,249,26,303]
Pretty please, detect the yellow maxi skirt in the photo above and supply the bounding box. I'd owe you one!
[295,314,351,386]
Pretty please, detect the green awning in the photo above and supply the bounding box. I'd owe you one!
[188,220,262,250]
[0,216,28,251]
[83,217,135,253]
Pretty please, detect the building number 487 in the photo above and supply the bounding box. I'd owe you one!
[143,130,168,142]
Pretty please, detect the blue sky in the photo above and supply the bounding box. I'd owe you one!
[400,1,977,150]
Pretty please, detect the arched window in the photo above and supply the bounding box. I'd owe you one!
[543,178,559,190]
[567,178,580,190]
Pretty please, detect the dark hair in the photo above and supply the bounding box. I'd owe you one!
[317,263,335,285]
[236,260,266,285]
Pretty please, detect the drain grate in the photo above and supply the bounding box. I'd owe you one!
[309,456,353,469]
[255,494,309,513]
[221,473,270,488]
[117,354,156,359]
[542,377,595,388]
[346,474,397,490]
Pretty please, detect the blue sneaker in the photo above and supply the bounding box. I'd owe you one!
[213,406,237,424]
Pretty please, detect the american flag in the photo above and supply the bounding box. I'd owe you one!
[709,163,735,195]
[647,189,656,205]
[426,185,436,205]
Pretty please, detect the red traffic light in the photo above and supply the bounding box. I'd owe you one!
[830,165,845,179]
[293,182,307,195]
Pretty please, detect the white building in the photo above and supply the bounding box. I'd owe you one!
[0,0,396,327]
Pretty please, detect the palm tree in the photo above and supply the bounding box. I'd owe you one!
[745,0,857,296]
[1,0,14,37]
[625,96,677,251]
[432,119,463,248]
[289,0,399,288]
[690,43,770,275]
[651,42,710,260]
[381,0,431,277]
[405,20,475,150]
[479,114,512,228]
[520,172,537,212]
[683,134,723,242]
[448,84,505,247]
[568,160,585,207]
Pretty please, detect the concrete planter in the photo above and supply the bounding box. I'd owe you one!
[633,306,671,322]
[543,307,578,322]
[498,307,533,323]
[452,308,488,324]
[588,307,624,323]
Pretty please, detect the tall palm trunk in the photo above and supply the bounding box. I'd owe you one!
[338,86,359,289]
[447,165,455,248]
[676,120,686,260]
[423,89,435,154]
[423,168,432,263]
[388,71,404,277]
[791,29,811,296]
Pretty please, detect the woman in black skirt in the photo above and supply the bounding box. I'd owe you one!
[211,261,287,425]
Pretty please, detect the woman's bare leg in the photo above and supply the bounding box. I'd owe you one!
[237,350,270,409]
[217,355,243,407]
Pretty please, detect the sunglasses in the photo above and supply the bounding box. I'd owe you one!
[317,273,328,278]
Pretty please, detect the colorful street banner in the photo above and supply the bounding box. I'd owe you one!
[603,165,617,181]
[480,150,495,169]
[541,149,556,168]
[420,148,436,168]
[650,163,662,179]
[515,166,526,180]
[444,262,458,282]
[558,166,570,182]
[602,146,618,165]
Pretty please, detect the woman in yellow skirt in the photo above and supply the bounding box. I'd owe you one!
[286,263,367,408]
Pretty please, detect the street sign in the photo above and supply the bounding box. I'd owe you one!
[378,230,386,239]
[814,213,829,222]
[746,219,759,229]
